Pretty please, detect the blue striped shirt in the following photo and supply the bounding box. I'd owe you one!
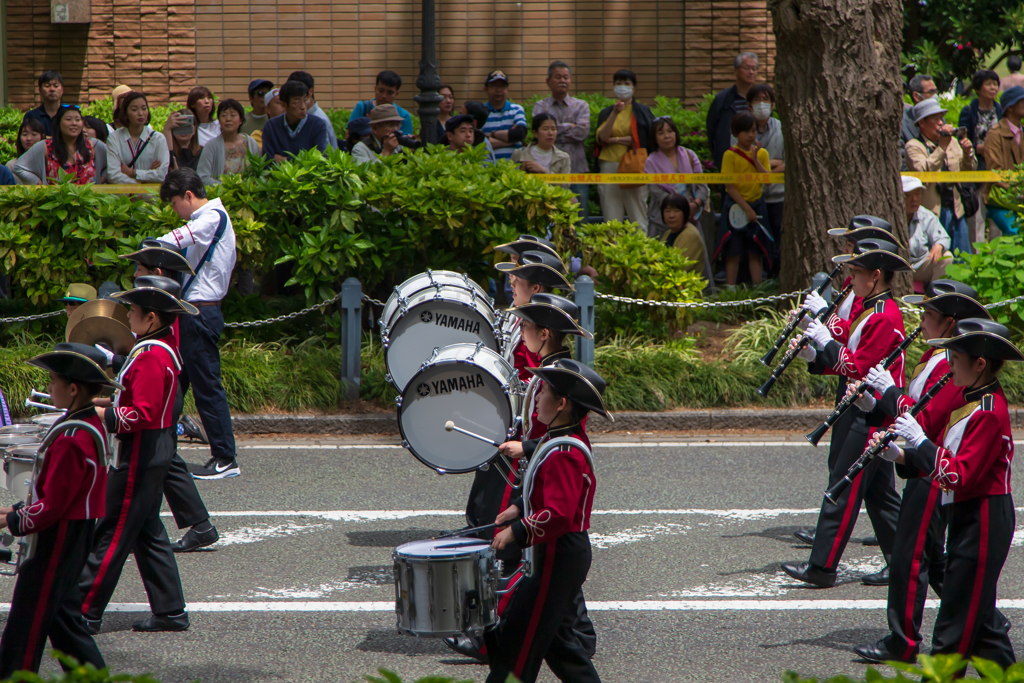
[483,100,527,161]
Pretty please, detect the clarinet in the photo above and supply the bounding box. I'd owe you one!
[759,263,844,367]
[756,284,853,398]
[804,324,923,446]
[823,370,952,505]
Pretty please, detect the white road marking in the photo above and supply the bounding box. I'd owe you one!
[179,441,826,451]
[159,508,825,519]
[215,521,332,546]
[8,599,1023,613]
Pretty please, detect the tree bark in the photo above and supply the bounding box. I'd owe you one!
[769,0,911,295]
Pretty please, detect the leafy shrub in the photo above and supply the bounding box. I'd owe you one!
[785,653,1020,682]
[946,235,1024,337]
[1,651,162,682]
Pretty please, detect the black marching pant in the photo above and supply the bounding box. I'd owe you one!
[484,532,600,683]
[809,412,901,570]
[0,520,104,677]
[164,385,209,529]
[931,494,1015,668]
[179,303,236,463]
[79,429,185,620]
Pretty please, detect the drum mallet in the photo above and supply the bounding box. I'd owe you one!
[444,421,502,448]
[25,399,60,412]
[30,390,51,401]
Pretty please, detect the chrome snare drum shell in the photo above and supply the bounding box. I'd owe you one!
[30,413,63,428]
[393,537,499,637]
[0,424,42,437]
[3,444,41,501]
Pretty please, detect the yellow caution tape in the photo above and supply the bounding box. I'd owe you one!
[542,171,1014,184]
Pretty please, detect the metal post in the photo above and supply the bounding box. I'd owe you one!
[413,0,443,144]
[810,271,834,303]
[340,278,362,400]
[574,276,595,368]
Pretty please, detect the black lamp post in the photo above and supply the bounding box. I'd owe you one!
[414,0,444,144]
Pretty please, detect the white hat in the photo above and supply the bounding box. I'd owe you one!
[902,175,925,193]
[264,87,281,107]
[912,98,948,124]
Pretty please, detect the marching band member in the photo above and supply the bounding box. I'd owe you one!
[870,318,1020,667]
[851,281,997,662]
[60,283,97,319]
[495,234,563,304]
[119,240,219,552]
[79,276,196,633]
[782,239,909,588]
[486,359,607,683]
[0,343,116,676]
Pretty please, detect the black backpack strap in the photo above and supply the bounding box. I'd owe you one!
[182,210,228,297]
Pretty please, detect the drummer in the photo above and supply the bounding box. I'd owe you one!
[0,343,115,676]
[61,283,97,319]
[119,240,219,553]
[487,358,607,683]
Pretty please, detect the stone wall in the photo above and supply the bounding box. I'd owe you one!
[5,0,775,112]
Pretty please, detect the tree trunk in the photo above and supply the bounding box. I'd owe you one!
[769,0,911,295]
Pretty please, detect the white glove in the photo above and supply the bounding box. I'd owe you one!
[895,413,928,449]
[797,343,817,362]
[94,344,115,367]
[865,363,895,395]
[806,319,833,348]
[854,390,876,412]
[879,441,902,462]
[802,291,828,317]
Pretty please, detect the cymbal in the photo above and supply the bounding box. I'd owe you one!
[65,299,130,342]
[67,317,135,356]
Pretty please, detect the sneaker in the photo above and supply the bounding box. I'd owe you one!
[179,415,209,444]
[191,457,240,480]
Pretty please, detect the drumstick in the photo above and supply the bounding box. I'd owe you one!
[433,522,500,540]
[444,420,502,448]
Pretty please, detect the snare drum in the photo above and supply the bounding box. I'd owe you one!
[393,537,500,637]
[397,343,523,473]
[31,413,63,428]
[380,270,499,392]
[0,424,42,437]
[3,445,40,502]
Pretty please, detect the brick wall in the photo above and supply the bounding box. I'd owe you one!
[5,0,775,112]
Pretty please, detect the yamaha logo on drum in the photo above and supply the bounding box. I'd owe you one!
[425,312,481,334]
[417,383,430,396]
[420,311,433,323]
[431,374,486,395]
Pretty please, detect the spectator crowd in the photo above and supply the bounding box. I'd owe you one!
[3,53,1022,291]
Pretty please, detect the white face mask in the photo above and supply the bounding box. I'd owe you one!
[613,85,633,100]
[751,102,772,120]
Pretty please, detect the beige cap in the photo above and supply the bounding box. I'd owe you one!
[112,84,132,102]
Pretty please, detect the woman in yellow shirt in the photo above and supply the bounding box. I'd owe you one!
[713,111,774,286]
[595,69,654,232]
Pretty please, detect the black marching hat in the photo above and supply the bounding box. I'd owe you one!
[111,275,199,316]
[495,250,573,290]
[506,293,593,339]
[827,215,903,248]
[120,239,195,274]
[27,342,124,390]
[831,238,912,272]
[928,318,1024,362]
[494,234,562,261]
[527,358,611,420]
[903,279,991,321]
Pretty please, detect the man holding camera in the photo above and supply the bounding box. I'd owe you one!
[351,104,420,163]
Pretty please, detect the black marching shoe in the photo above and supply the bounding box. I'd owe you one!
[133,612,190,632]
[854,638,907,663]
[793,529,816,545]
[84,618,101,635]
[443,634,488,663]
[862,536,880,546]
[173,525,219,552]
[781,561,837,588]
[191,457,240,480]
[862,566,890,586]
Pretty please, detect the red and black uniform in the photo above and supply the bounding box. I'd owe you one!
[808,291,905,571]
[901,382,1016,666]
[870,348,962,659]
[483,423,600,683]
[79,326,187,621]
[0,408,106,677]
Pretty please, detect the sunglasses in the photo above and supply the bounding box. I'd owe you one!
[60,104,81,110]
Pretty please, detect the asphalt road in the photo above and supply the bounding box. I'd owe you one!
[3,433,1024,683]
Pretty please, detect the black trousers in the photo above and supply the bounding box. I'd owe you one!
[809,412,901,570]
[467,463,523,567]
[484,532,600,683]
[79,428,185,619]
[0,520,104,677]
[179,303,236,463]
[883,477,948,659]
[164,385,209,529]
[931,494,1015,668]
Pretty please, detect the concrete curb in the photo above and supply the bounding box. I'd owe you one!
[232,407,1024,435]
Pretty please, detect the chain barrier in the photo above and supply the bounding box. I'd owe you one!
[222,292,386,329]
[594,289,804,309]
[0,310,66,324]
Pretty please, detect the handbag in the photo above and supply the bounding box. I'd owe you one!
[617,114,648,189]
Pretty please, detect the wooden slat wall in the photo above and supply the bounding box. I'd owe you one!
[4,0,775,111]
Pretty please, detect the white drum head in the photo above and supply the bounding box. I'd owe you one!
[31,413,62,427]
[395,537,492,559]
[386,299,497,392]
[399,358,513,473]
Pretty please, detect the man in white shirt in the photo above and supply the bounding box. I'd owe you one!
[287,70,338,149]
[903,175,952,283]
[158,168,240,479]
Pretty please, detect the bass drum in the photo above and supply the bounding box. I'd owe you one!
[380,270,499,392]
[398,343,523,474]
[498,314,522,364]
